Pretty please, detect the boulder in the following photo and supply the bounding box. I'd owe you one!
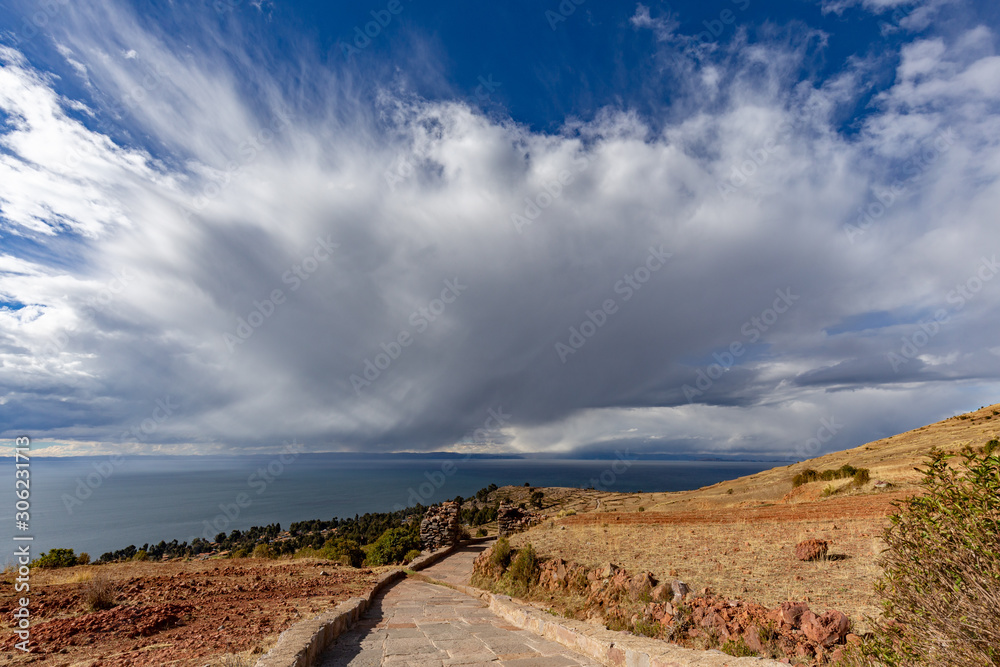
[801,609,850,646]
[743,625,766,654]
[795,538,829,561]
[768,601,811,629]
[628,572,657,599]
[650,582,673,602]
[670,580,690,603]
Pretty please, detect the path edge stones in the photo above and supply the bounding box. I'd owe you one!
[253,543,461,667]
[428,580,787,667]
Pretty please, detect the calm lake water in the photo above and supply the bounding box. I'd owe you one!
[1,456,776,563]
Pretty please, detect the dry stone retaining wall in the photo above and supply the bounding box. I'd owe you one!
[419,501,462,551]
[497,502,540,537]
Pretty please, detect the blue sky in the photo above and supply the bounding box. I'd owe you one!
[1,0,999,458]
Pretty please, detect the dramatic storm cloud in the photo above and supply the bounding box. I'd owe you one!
[1,0,998,458]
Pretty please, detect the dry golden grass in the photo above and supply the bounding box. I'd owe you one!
[502,401,1000,633]
[511,517,885,630]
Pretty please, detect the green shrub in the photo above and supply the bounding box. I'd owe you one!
[632,618,662,638]
[252,543,277,559]
[403,549,422,563]
[365,527,420,566]
[793,465,869,488]
[984,438,999,456]
[490,537,512,569]
[853,468,871,487]
[501,543,538,597]
[132,550,148,562]
[476,528,487,537]
[792,469,820,487]
[77,553,91,566]
[324,537,364,567]
[720,637,757,657]
[34,548,80,569]
[853,449,1000,666]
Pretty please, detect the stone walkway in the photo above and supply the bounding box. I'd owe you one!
[317,543,601,667]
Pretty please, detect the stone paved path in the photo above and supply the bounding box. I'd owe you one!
[318,543,601,667]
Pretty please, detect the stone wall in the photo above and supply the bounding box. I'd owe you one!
[497,502,539,537]
[419,501,461,551]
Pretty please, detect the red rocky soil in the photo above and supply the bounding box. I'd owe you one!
[0,559,382,666]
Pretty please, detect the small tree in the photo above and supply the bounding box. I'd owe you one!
[35,548,79,569]
[252,543,277,559]
[366,527,420,566]
[853,449,1000,666]
[530,490,544,509]
[324,537,364,567]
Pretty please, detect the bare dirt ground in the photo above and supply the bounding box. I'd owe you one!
[0,558,384,666]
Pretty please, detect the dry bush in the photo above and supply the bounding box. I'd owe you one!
[209,654,256,667]
[81,570,119,611]
[850,450,1000,666]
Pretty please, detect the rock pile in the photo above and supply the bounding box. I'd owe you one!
[497,502,540,537]
[419,501,461,551]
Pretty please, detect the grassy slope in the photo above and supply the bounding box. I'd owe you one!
[498,401,1000,629]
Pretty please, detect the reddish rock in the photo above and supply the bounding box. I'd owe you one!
[597,562,620,579]
[801,609,850,646]
[743,624,766,654]
[628,572,657,599]
[650,582,672,602]
[795,538,830,561]
[768,601,811,629]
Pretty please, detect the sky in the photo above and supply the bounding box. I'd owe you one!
[0,0,999,459]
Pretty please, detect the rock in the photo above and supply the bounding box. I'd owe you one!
[801,609,850,646]
[538,558,570,591]
[650,582,672,602]
[795,538,830,561]
[768,601,811,629]
[597,562,620,579]
[671,580,690,603]
[743,625,766,654]
[627,572,657,599]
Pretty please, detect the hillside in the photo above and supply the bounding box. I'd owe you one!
[494,401,999,645]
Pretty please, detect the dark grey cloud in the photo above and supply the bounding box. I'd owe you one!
[1,3,999,459]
